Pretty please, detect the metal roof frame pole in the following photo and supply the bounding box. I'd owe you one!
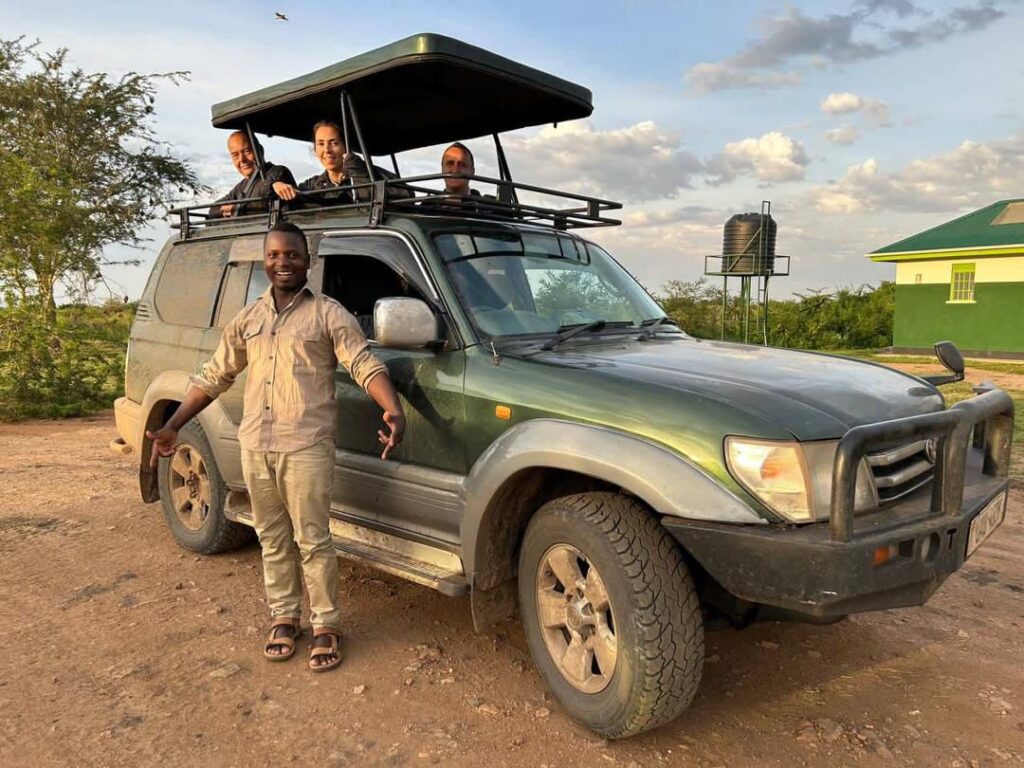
[344,92,375,184]
[339,91,351,156]
[492,133,520,206]
[390,154,401,176]
[243,121,266,180]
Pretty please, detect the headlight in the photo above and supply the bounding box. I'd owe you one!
[726,438,812,522]
[726,437,877,523]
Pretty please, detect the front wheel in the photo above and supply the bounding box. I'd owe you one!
[156,421,252,554]
[518,492,704,739]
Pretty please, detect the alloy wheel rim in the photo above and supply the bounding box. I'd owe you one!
[535,543,617,693]
[168,444,211,532]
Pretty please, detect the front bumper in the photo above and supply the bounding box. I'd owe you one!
[666,388,1014,618]
[112,396,142,454]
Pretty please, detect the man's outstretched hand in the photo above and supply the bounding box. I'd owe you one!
[377,410,406,460]
[146,427,179,467]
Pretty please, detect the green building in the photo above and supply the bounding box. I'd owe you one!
[870,198,1024,357]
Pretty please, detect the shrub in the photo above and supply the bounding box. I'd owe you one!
[0,300,133,420]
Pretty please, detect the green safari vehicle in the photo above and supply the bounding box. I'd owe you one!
[111,35,1016,738]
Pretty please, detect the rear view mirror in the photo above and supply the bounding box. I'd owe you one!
[920,340,965,386]
[374,297,438,349]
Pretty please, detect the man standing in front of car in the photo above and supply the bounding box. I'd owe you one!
[146,220,405,672]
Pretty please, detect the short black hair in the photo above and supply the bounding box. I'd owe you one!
[264,220,308,257]
[444,142,474,168]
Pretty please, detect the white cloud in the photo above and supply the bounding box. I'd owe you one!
[812,131,1024,214]
[821,92,862,115]
[821,92,891,124]
[502,120,704,202]
[709,132,810,183]
[686,63,801,94]
[824,125,862,145]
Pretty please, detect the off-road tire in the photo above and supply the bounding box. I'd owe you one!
[518,492,704,738]
[157,421,252,554]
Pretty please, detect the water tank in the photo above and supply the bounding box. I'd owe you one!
[721,213,776,274]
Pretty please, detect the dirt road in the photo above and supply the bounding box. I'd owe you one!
[1,413,1023,768]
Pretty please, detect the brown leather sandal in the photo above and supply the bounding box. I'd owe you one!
[263,617,301,661]
[309,628,343,673]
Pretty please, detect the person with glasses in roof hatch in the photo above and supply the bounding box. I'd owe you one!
[146,220,406,673]
[209,130,297,219]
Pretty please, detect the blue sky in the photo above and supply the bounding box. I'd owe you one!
[6,0,1023,300]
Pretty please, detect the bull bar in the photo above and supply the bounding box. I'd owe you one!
[830,388,1015,543]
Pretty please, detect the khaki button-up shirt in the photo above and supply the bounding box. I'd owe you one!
[189,285,387,452]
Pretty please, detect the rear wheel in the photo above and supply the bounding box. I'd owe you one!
[518,492,704,738]
[157,421,252,554]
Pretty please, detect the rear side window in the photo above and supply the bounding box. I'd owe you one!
[155,239,230,327]
[247,265,271,304]
[213,263,252,328]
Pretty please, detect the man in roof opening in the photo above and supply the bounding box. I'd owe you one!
[209,131,297,219]
[273,121,369,206]
[441,142,478,198]
[147,221,406,672]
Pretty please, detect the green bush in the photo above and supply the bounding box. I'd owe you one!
[0,300,133,420]
[657,280,894,350]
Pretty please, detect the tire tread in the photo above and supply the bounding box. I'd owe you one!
[531,492,703,738]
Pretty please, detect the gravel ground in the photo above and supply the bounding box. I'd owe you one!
[0,412,1022,768]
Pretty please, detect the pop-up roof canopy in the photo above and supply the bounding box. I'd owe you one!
[210,33,593,155]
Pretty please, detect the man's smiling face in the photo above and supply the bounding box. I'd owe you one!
[264,230,309,292]
[228,132,257,178]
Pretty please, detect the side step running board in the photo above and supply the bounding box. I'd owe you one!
[224,489,469,597]
[332,537,469,597]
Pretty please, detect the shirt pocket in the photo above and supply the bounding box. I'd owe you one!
[284,324,325,371]
[242,318,265,345]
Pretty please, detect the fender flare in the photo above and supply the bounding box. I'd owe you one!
[137,371,242,501]
[460,419,765,578]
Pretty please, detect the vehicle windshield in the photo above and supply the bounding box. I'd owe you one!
[434,231,667,340]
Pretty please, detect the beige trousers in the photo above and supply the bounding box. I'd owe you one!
[240,440,340,631]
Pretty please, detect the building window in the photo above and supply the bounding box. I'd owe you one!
[949,263,975,303]
[914,273,922,285]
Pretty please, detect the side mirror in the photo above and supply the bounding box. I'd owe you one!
[921,340,966,386]
[935,340,965,377]
[374,297,438,349]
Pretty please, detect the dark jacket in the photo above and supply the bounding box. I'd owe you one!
[291,155,414,207]
[209,162,297,218]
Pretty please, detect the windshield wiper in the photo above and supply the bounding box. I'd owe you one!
[540,320,607,351]
[638,316,680,339]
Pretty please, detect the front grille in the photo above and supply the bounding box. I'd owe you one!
[867,439,935,504]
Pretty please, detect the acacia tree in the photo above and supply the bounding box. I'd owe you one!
[0,37,204,322]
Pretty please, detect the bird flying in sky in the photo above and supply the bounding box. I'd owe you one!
[275,12,288,21]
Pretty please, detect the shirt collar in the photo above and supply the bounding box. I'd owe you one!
[259,283,314,314]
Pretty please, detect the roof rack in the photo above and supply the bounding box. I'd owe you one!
[168,173,621,240]
[185,36,620,241]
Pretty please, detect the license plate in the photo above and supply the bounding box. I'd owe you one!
[966,492,1007,558]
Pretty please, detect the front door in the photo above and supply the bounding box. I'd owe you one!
[319,233,466,545]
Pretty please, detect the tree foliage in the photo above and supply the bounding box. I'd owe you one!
[0,37,203,319]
